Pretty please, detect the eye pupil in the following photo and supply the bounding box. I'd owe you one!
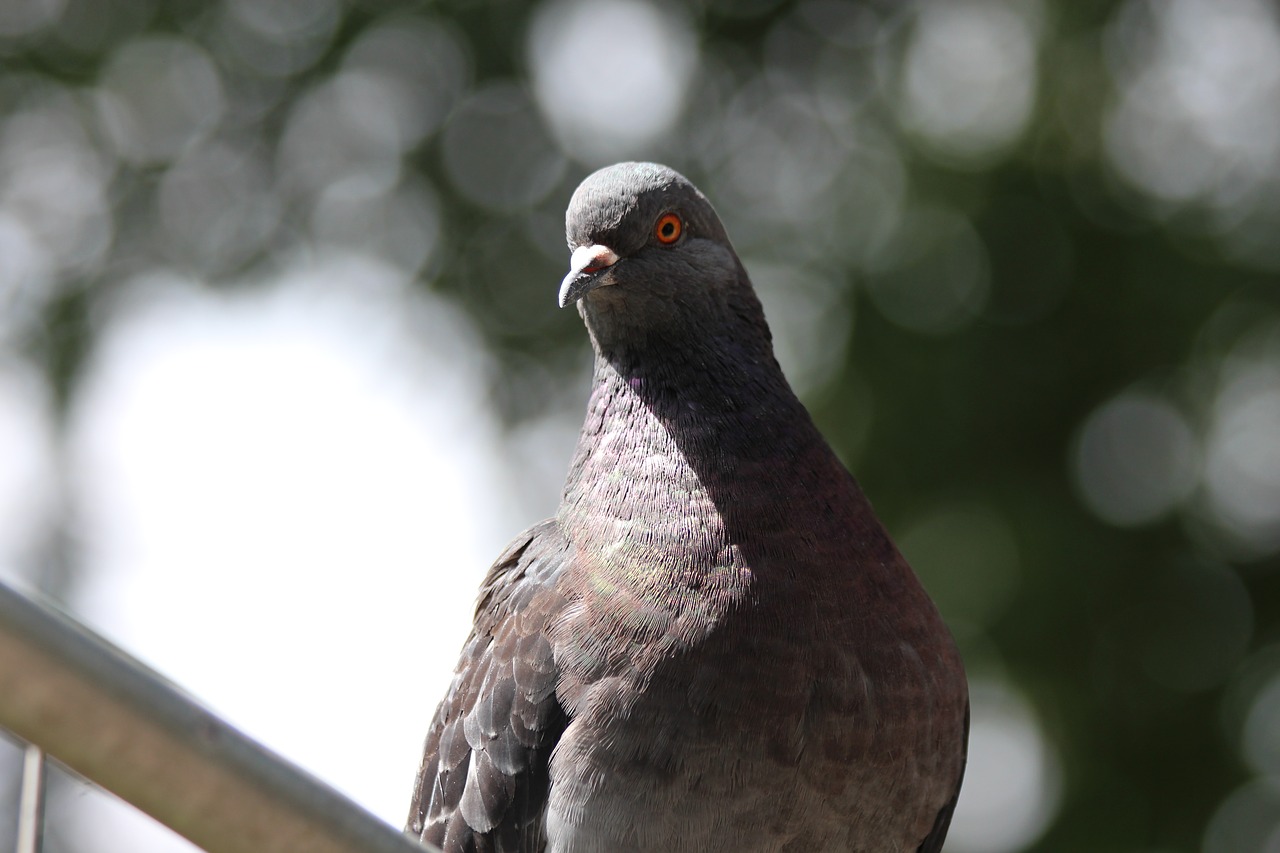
[656,214,682,244]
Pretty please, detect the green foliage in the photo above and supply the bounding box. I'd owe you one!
[3,0,1279,849]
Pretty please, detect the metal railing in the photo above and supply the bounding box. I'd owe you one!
[0,579,435,853]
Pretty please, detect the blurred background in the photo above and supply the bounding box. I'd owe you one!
[0,0,1278,850]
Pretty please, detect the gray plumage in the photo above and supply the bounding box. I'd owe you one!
[407,162,968,852]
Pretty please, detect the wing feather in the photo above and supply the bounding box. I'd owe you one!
[407,520,571,852]
[916,701,970,853]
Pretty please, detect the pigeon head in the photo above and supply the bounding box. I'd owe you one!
[557,163,758,346]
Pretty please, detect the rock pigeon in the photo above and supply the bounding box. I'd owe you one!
[407,162,968,852]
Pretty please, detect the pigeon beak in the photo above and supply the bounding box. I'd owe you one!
[558,244,620,308]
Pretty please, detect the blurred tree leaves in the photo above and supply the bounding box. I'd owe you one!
[2,0,1280,850]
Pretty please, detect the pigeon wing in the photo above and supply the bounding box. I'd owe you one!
[916,702,970,853]
[408,520,571,852]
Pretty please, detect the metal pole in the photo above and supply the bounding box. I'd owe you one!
[16,742,45,853]
[0,579,434,853]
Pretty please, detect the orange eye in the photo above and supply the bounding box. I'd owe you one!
[655,213,682,244]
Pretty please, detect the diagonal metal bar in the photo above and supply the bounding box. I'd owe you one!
[0,579,433,853]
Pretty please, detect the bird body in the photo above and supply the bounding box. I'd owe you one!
[408,163,967,852]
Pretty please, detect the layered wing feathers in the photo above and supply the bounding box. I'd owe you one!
[408,520,571,852]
